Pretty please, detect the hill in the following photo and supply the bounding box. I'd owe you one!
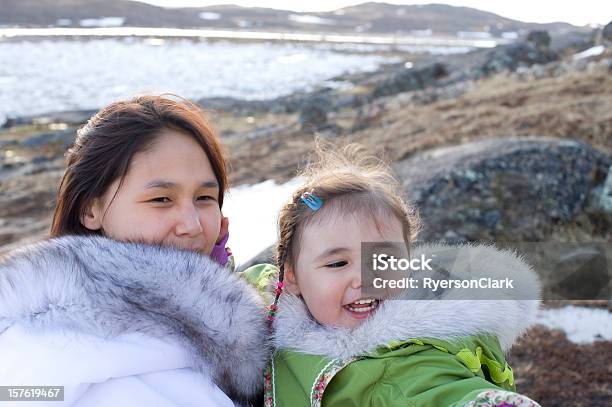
[1,0,582,36]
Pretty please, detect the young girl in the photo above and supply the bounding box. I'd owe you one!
[245,144,541,406]
[0,95,268,407]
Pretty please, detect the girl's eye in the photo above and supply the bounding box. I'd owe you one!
[149,197,171,203]
[197,195,216,202]
[326,261,348,268]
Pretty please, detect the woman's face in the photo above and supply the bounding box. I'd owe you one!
[81,128,222,255]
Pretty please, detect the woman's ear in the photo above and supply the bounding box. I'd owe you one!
[216,215,229,244]
[284,263,301,296]
[80,199,104,231]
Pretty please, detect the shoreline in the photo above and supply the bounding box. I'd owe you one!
[0,27,504,48]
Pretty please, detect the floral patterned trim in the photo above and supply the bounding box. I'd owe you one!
[462,389,541,407]
[263,356,355,407]
[263,360,275,407]
[310,358,356,407]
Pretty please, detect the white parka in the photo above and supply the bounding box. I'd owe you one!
[0,236,270,407]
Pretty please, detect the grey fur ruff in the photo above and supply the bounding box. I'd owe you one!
[0,235,270,403]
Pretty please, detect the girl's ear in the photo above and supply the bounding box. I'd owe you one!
[284,263,301,296]
[80,199,104,231]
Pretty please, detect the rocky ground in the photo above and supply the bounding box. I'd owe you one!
[508,324,612,406]
[1,27,612,405]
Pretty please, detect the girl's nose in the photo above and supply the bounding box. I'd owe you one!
[350,271,362,290]
[175,204,203,237]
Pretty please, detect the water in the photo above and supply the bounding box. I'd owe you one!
[0,38,399,125]
[0,30,491,125]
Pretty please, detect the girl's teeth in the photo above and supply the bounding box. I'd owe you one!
[346,300,379,312]
[347,305,374,312]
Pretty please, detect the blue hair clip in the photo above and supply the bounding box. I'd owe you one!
[301,191,323,211]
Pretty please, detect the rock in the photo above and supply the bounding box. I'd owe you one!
[333,92,365,110]
[371,63,447,98]
[31,155,49,165]
[393,137,612,241]
[526,30,552,50]
[0,139,18,148]
[550,30,594,54]
[21,129,76,149]
[548,246,610,300]
[2,110,96,129]
[480,42,558,76]
[1,117,29,129]
[591,164,612,213]
[442,230,468,244]
[299,95,332,131]
[603,21,612,43]
[198,96,277,114]
[351,102,385,132]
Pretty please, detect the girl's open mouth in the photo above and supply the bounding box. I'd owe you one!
[343,298,380,319]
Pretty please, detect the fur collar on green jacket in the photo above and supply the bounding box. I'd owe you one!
[272,243,541,359]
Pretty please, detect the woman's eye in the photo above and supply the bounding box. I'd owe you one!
[149,197,171,203]
[326,261,348,268]
[197,195,215,201]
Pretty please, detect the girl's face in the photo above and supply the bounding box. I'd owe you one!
[285,212,404,328]
[81,128,222,255]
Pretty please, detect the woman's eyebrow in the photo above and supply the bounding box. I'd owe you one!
[144,179,219,189]
[144,180,175,190]
[199,180,220,189]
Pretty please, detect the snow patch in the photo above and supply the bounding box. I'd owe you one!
[288,14,335,25]
[572,45,605,61]
[223,178,304,266]
[410,29,433,37]
[457,31,492,39]
[79,17,125,28]
[199,12,221,21]
[537,305,612,344]
[501,31,519,40]
[354,23,372,33]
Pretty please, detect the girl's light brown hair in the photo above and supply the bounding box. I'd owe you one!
[270,141,420,311]
[51,94,228,237]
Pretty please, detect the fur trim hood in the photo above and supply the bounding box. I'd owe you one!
[0,235,270,403]
[274,243,541,360]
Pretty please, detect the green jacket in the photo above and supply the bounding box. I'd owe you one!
[243,244,541,407]
[269,335,526,407]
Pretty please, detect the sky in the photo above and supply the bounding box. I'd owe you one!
[137,0,611,26]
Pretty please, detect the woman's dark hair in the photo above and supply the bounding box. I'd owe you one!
[51,94,228,237]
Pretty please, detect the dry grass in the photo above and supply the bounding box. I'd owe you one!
[215,63,612,186]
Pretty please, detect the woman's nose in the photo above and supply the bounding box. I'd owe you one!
[174,204,203,236]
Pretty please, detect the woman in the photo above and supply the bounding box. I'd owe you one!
[0,95,269,406]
